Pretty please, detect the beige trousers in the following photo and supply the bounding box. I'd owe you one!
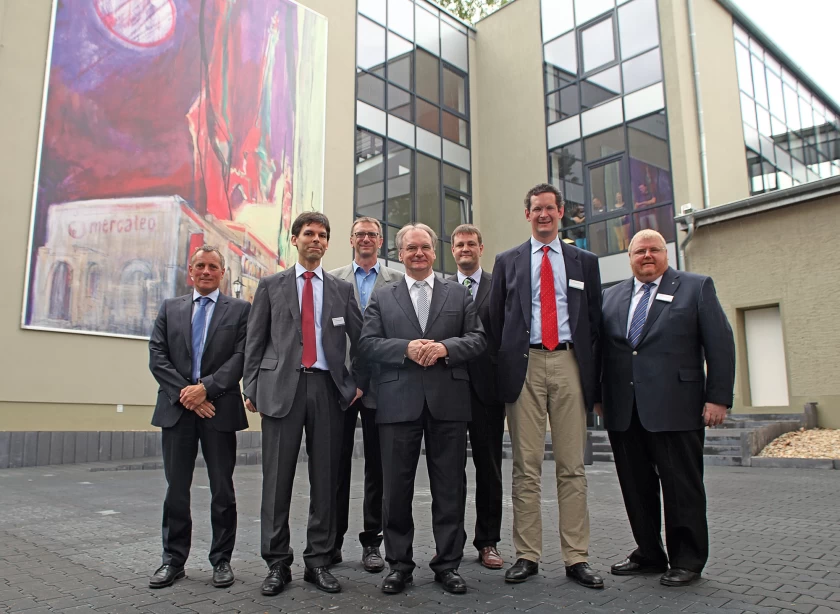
[506,348,590,566]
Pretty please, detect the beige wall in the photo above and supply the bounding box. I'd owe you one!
[685,195,840,427]
[0,0,355,431]
[473,0,547,264]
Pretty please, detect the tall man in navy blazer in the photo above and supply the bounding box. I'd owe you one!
[595,229,735,587]
[243,212,364,596]
[148,245,251,590]
[489,183,604,589]
[359,223,486,595]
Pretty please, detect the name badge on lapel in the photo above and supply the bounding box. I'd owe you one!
[655,293,674,303]
[332,317,345,326]
[569,279,585,290]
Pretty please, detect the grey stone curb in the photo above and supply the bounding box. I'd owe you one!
[750,456,839,469]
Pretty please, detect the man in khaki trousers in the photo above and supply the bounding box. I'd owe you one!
[489,183,604,589]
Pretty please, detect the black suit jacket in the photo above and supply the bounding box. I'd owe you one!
[600,267,736,432]
[242,268,363,418]
[359,277,487,424]
[447,270,498,406]
[149,293,250,432]
[489,239,602,410]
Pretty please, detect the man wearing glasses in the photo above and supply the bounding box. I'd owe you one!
[329,217,403,573]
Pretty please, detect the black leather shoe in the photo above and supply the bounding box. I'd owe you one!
[149,564,185,588]
[381,570,413,594]
[611,557,668,576]
[330,550,343,566]
[362,546,385,573]
[212,561,234,588]
[304,566,341,593]
[660,568,700,587]
[434,569,467,594]
[565,562,604,589]
[504,558,539,583]
[261,563,290,596]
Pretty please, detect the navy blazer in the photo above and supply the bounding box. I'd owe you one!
[149,293,251,432]
[489,239,602,410]
[599,267,736,432]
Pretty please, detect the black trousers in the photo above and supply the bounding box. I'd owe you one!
[260,372,343,569]
[608,408,709,573]
[335,399,383,551]
[380,408,467,575]
[463,389,505,550]
[160,410,238,568]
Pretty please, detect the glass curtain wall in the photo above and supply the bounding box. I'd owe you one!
[732,23,840,195]
[541,0,676,257]
[355,0,472,274]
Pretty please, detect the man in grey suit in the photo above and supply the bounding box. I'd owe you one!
[328,217,403,573]
[359,223,486,595]
[148,245,250,590]
[596,229,735,587]
[243,212,364,596]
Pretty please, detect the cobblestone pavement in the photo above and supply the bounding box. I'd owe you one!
[1,458,839,613]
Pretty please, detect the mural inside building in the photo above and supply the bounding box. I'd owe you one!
[23,0,328,337]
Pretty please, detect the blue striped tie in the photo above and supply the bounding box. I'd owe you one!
[192,296,210,383]
[628,283,656,348]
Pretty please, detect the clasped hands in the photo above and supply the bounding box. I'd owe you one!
[406,339,448,367]
[180,384,215,419]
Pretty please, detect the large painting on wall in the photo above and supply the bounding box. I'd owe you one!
[23,0,328,338]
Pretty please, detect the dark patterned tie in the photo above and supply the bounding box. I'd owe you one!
[628,282,656,347]
[462,276,474,299]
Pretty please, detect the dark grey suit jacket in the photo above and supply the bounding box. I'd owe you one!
[447,270,499,406]
[600,267,736,432]
[359,276,487,424]
[242,267,363,419]
[149,293,251,432]
[328,262,404,409]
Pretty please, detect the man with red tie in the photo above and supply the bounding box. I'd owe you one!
[489,183,604,589]
[243,212,364,596]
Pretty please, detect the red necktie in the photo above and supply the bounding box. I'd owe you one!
[301,271,316,368]
[540,246,559,351]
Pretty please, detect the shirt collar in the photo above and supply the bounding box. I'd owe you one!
[352,260,381,276]
[633,274,663,293]
[457,267,482,283]
[192,288,220,303]
[531,235,563,254]
[295,262,323,280]
[405,271,436,290]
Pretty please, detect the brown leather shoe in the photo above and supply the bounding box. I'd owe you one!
[478,546,504,569]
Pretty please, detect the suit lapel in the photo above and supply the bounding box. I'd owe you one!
[321,272,336,333]
[514,241,532,326]
[474,270,491,310]
[373,266,391,290]
[280,269,302,328]
[202,295,228,349]
[560,242,582,336]
[343,265,361,306]
[424,277,449,332]
[616,278,635,345]
[180,295,193,356]
[638,267,680,345]
[394,280,424,336]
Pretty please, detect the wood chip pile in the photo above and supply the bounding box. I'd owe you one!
[757,428,840,459]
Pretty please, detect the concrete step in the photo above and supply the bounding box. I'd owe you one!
[592,453,614,462]
[592,443,613,453]
[703,445,741,455]
[703,455,742,466]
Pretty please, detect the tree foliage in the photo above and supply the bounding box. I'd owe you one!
[435,0,512,23]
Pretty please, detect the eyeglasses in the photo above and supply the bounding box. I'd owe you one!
[631,247,665,257]
[353,232,380,240]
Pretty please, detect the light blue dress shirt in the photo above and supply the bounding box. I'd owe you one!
[352,260,380,311]
[191,288,219,366]
[295,263,328,370]
[529,236,572,344]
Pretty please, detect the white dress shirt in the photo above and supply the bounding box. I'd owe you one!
[295,263,328,370]
[529,236,571,344]
[405,272,436,319]
[457,267,482,300]
[626,275,663,337]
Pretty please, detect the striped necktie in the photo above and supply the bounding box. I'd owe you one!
[191,296,210,383]
[628,282,656,347]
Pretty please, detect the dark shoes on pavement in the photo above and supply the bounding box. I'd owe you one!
[611,557,668,576]
[504,558,539,583]
[381,570,413,594]
[362,546,385,572]
[434,569,467,594]
[149,564,185,589]
[211,561,234,588]
[261,563,291,596]
[478,546,504,570]
[660,568,700,586]
[565,562,604,589]
[304,566,341,593]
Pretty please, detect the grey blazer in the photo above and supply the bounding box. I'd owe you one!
[359,276,487,424]
[329,262,404,408]
[242,268,363,419]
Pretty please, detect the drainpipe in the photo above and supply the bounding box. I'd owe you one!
[687,0,711,211]
[679,210,696,271]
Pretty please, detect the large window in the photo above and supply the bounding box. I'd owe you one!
[733,23,840,195]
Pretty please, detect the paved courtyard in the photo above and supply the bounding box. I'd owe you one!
[1,457,839,613]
